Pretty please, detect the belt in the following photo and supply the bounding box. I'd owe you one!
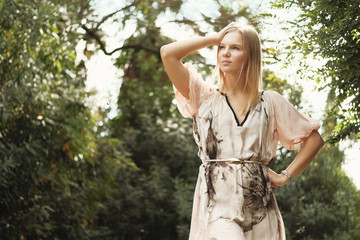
[203,157,264,165]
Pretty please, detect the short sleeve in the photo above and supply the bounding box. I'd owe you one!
[173,63,212,118]
[267,91,320,150]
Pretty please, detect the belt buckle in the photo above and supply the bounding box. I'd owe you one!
[229,159,244,164]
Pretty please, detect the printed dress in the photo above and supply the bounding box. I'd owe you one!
[173,63,320,240]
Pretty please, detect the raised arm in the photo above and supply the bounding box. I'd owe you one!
[160,36,217,99]
[160,23,237,99]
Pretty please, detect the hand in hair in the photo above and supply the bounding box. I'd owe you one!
[212,22,239,43]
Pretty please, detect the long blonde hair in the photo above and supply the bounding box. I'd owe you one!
[214,24,262,112]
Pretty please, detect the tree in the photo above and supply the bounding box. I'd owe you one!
[3,0,358,239]
[82,0,360,238]
[264,72,360,239]
[84,0,264,239]
[0,0,131,238]
[272,0,360,143]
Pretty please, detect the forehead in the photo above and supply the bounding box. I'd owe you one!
[220,31,243,45]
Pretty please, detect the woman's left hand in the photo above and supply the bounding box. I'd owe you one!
[267,168,290,188]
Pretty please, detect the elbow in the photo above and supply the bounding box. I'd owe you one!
[317,130,325,147]
[304,130,324,149]
[313,130,325,149]
[160,44,178,61]
[160,45,169,60]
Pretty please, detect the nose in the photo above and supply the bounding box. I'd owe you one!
[222,47,230,57]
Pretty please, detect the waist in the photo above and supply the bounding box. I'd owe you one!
[203,157,265,165]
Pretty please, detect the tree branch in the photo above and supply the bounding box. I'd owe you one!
[82,24,159,56]
[106,44,160,56]
[168,19,206,36]
[81,1,163,56]
[94,0,140,29]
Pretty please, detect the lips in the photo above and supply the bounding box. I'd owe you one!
[221,60,231,64]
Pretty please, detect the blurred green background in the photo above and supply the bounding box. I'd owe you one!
[1,0,359,239]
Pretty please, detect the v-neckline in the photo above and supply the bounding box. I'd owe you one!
[217,90,265,127]
[224,95,250,127]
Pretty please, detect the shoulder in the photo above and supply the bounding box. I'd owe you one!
[262,90,283,99]
[262,90,291,105]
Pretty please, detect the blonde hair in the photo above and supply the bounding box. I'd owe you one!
[214,24,262,112]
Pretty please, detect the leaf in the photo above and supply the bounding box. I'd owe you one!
[55,59,62,72]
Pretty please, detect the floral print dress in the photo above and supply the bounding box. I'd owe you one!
[173,63,320,240]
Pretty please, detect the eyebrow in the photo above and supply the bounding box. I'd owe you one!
[219,43,243,47]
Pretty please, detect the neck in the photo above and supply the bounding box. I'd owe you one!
[222,73,247,97]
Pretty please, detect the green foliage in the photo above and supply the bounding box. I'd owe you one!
[271,143,360,240]
[272,0,360,143]
[264,71,360,239]
[2,0,360,239]
[102,1,265,238]
[263,69,303,107]
[107,11,200,238]
[101,0,360,238]
[0,0,131,239]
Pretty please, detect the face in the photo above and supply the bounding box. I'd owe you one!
[217,31,245,76]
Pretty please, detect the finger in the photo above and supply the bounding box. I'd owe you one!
[229,22,240,28]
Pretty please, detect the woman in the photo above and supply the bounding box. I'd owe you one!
[160,22,324,240]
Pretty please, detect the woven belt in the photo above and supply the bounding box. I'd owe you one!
[204,157,264,165]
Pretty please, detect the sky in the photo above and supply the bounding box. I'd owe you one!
[81,0,360,189]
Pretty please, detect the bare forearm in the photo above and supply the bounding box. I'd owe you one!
[286,130,324,179]
[160,34,218,98]
[160,22,236,99]
[160,34,218,61]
